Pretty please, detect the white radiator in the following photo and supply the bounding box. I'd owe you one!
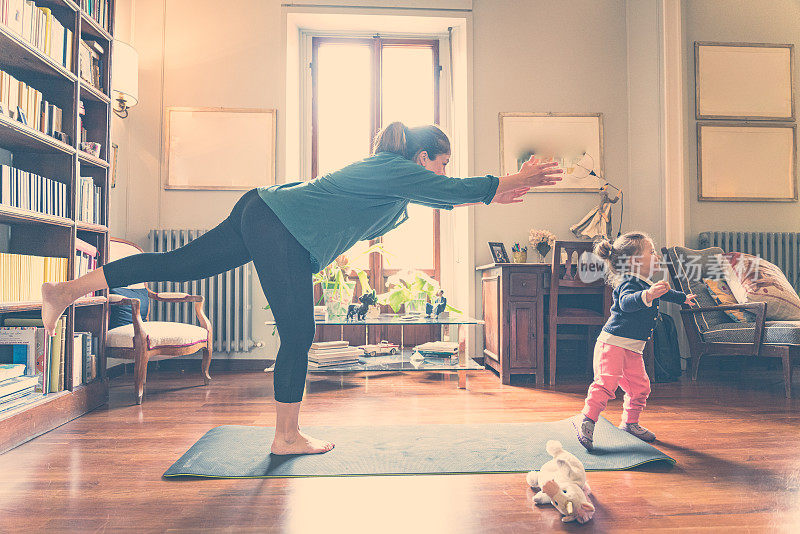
[148,229,254,353]
[698,231,800,291]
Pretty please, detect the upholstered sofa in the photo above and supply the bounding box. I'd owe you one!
[662,246,798,398]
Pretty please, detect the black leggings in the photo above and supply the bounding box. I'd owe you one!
[103,189,315,403]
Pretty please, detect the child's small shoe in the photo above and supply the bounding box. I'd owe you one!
[619,422,656,442]
[572,415,595,451]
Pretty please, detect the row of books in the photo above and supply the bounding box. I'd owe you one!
[80,0,110,32]
[314,306,327,322]
[76,176,101,224]
[0,252,68,303]
[0,164,69,217]
[307,340,361,367]
[74,237,99,279]
[78,38,104,91]
[0,69,66,138]
[0,364,38,410]
[0,319,98,401]
[1,0,74,70]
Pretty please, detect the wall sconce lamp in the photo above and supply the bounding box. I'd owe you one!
[112,40,138,118]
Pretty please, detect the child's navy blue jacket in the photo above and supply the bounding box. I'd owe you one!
[602,274,687,342]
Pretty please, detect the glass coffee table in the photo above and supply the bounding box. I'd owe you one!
[265,314,484,388]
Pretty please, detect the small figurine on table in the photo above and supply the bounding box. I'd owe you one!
[425,290,447,319]
[346,290,378,322]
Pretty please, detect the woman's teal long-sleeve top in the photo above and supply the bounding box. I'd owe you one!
[257,151,500,273]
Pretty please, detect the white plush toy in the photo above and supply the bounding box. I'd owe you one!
[526,440,596,524]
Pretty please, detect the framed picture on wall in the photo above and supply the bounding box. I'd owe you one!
[165,107,276,190]
[695,42,795,120]
[498,112,605,192]
[697,122,797,201]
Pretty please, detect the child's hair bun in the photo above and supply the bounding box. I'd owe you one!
[594,239,613,260]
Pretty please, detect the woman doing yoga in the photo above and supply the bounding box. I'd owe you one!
[41,121,563,455]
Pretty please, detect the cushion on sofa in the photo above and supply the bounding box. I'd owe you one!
[721,252,800,320]
[702,278,754,322]
[664,246,732,331]
[701,320,800,345]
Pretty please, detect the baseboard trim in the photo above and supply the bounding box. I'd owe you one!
[107,358,275,378]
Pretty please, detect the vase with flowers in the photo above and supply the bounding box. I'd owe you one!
[529,229,556,263]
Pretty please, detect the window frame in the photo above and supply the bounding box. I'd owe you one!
[310,35,442,292]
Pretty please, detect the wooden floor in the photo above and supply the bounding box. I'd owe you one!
[0,365,798,533]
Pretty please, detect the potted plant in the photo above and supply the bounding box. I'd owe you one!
[379,270,462,315]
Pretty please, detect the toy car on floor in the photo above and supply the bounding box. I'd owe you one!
[358,340,399,357]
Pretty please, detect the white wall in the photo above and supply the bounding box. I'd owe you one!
[108,0,683,361]
[471,0,631,268]
[683,0,800,244]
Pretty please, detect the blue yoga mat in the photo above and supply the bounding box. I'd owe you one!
[163,416,675,479]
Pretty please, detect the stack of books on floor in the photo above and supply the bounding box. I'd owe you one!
[413,341,459,357]
[313,306,327,322]
[307,341,361,368]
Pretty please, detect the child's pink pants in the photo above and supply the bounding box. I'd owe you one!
[582,341,651,424]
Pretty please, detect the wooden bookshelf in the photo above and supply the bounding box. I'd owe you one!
[0,0,115,454]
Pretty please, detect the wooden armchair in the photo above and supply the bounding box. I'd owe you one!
[662,245,797,398]
[548,241,611,385]
[106,238,213,404]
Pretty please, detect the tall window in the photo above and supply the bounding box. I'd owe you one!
[311,36,440,291]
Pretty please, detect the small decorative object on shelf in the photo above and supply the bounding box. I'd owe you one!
[488,241,510,263]
[511,242,528,263]
[346,290,378,322]
[529,229,556,262]
[358,340,399,357]
[80,141,102,157]
[425,289,447,319]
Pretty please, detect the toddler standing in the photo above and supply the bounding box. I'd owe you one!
[574,232,696,451]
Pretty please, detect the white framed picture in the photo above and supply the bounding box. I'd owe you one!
[498,113,604,192]
[697,122,797,202]
[165,107,276,190]
[695,42,794,120]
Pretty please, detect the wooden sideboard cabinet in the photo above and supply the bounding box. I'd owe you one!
[478,263,549,385]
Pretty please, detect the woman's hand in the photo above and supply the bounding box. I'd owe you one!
[492,187,530,204]
[518,156,564,188]
[492,158,563,203]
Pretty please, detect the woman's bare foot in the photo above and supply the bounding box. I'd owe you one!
[41,282,72,336]
[270,430,335,455]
